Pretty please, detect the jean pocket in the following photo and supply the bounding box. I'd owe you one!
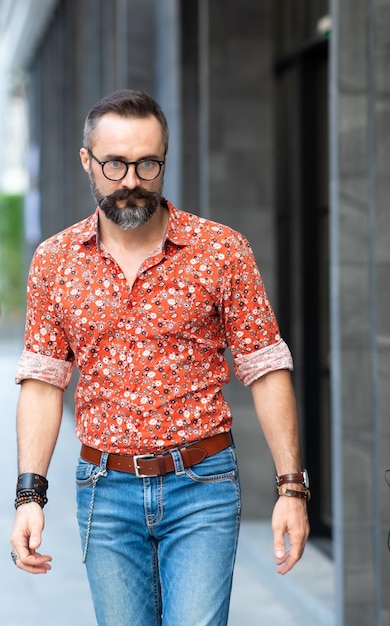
[184,446,239,484]
[76,457,100,488]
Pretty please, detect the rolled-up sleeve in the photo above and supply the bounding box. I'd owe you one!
[15,349,73,389]
[233,338,293,387]
[15,242,74,389]
[222,232,292,385]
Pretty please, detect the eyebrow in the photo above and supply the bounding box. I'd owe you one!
[103,153,162,162]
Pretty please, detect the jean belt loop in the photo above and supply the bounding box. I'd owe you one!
[171,448,185,475]
[97,451,109,477]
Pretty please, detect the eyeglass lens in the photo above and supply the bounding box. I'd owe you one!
[103,159,162,181]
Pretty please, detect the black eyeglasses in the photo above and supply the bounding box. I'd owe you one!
[88,149,165,181]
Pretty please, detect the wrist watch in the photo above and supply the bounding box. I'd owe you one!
[275,469,310,488]
[275,469,311,501]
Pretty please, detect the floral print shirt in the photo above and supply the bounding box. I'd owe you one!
[16,200,293,455]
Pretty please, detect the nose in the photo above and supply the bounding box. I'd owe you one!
[119,164,140,189]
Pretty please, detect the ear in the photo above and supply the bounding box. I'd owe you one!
[80,147,91,173]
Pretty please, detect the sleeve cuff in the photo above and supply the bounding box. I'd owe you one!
[233,338,293,386]
[15,349,73,390]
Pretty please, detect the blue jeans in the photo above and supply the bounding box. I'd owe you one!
[76,444,241,626]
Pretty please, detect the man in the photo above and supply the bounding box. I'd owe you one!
[10,89,309,625]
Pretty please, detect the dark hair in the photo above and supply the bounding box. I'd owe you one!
[83,89,169,151]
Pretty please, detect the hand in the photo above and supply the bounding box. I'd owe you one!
[10,502,52,574]
[271,495,310,574]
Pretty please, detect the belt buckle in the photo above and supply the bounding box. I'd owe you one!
[133,453,156,478]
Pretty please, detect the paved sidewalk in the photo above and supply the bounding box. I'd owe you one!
[1,337,335,625]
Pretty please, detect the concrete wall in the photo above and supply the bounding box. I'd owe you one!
[330,0,390,624]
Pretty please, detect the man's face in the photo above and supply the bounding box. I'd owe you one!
[80,113,166,230]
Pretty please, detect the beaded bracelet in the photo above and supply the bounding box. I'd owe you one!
[14,489,48,510]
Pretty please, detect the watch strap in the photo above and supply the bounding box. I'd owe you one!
[276,471,306,487]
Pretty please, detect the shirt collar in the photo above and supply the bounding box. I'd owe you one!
[164,199,194,247]
[78,210,99,244]
[78,200,193,248]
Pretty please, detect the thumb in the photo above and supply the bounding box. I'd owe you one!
[272,507,288,562]
[274,531,287,561]
[29,529,42,551]
[25,506,45,551]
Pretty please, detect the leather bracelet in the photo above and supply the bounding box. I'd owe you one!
[276,487,311,501]
[16,473,48,495]
[276,470,309,488]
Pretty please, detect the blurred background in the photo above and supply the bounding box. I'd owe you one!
[0,1,389,624]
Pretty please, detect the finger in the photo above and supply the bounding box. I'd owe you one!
[276,552,291,575]
[13,548,52,574]
[278,526,309,574]
[22,552,52,574]
[273,527,287,565]
[288,533,306,564]
[16,561,52,575]
[12,532,52,573]
[274,522,307,575]
[276,548,299,575]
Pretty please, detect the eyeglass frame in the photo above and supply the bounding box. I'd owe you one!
[87,148,165,182]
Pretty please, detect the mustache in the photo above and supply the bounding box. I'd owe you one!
[102,187,159,206]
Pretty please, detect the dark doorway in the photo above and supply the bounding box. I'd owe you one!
[300,41,331,537]
[275,37,331,538]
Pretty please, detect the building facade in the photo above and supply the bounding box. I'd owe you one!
[1,1,389,624]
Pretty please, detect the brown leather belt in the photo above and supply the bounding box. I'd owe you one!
[80,431,233,477]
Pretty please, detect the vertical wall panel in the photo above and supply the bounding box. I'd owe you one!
[330,0,390,623]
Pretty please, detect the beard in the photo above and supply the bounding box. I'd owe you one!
[89,174,162,230]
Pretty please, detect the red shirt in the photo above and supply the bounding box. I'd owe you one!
[16,201,292,455]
